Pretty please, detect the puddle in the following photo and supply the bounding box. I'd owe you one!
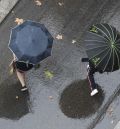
[59,79,105,119]
[0,76,30,120]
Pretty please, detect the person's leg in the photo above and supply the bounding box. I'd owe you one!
[16,70,25,87]
[87,65,96,89]
[87,65,98,96]
[16,70,27,91]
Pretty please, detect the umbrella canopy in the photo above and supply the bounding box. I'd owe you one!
[84,23,120,72]
[9,20,54,64]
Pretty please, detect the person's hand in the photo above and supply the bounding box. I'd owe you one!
[9,60,14,67]
[81,58,89,62]
[99,70,103,73]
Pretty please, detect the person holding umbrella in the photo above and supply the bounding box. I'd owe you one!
[8,20,54,91]
[9,53,34,91]
[84,23,120,96]
[82,58,103,96]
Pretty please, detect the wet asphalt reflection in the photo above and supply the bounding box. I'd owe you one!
[59,79,105,119]
[0,76,30,120]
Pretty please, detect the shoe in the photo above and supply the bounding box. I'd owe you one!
[87,64,90,69]
[87,64,90,72]
[90,89,98,96]
[21,86,28,92]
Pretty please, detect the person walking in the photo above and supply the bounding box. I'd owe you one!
[82,58,103,96]
[9,54,34,91]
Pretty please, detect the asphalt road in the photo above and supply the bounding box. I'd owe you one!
[0,0,120,129]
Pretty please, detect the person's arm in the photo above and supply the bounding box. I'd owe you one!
[81,58,89,62]
[13,53,17,61]
[9,53,16,67]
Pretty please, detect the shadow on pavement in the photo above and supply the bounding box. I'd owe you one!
[0,76,30,120]
[59,79,105,119]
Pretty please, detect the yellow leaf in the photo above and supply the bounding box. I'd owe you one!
[44,70,54,79]
[15,18,24,25]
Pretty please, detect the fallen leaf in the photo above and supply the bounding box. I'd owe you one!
[48,96,53,99]
[44,70,54,79]
[107,106,113,115]
[58,2,64,6]
[35,0,42,6]
[16,96,19,99]
[15,18,24,25]
[12,11,14,14]
[72,39,76,44]
[56,34,63,40]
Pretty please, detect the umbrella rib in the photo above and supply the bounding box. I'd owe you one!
[103,47,113,72]
[94,25,110,40]
[101,24,113,40]
[85,40,107,44]
[116,38,120,43]
[95,48,110,70]
[114,28,118,41]
[86,45,108,51]
[115,43,120,46]
[88,31,109,42]
[89,46,109,60]
[115,41,120,48]
[109,24,115,41]
[115,45,120,50]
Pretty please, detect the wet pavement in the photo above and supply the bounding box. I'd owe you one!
[0,0,120,129]
[60,79,105,119]
[0,76,30,120]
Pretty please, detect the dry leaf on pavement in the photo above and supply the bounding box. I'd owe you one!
[16,96,19,99]
[56,34,63,40]
[72,39,76,44]
[44,70,54,79]
[35,0,42,6]
[15,18,24,25]
[48,96,53,99]
[107,106,113,115]
[58,2,64,6]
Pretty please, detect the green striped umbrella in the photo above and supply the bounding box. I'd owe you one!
[85,23,120,72]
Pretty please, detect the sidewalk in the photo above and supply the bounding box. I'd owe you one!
[0,0,120,129]
[93,87,120,129]
[0,0,19,23]
[114,121,120,129]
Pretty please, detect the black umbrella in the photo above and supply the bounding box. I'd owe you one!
[9,20,54,64]
[84,23,120,72]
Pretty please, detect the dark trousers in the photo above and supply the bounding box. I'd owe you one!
[81,58,97,90]
[87,65,97,90]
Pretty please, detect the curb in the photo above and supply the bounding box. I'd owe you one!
[114,121,120,129]
[0,0,20,24]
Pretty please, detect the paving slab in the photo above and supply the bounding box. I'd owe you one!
[0,0,20,23]
[114,121,120,129]
[0,0,120,129]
